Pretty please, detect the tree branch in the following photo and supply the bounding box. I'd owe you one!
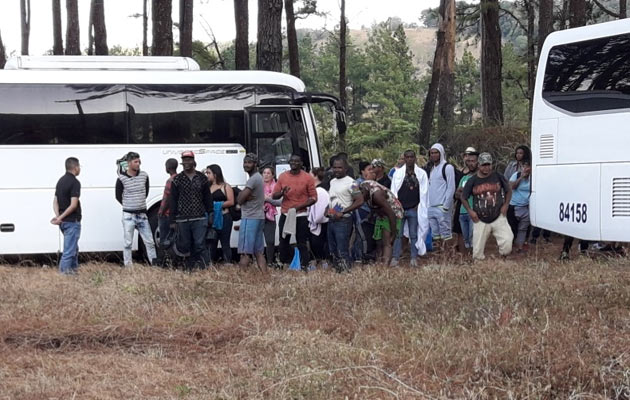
[499,6,527,32]
[591,0,620,18]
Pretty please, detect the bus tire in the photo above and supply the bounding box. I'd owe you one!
[145,207,164,265]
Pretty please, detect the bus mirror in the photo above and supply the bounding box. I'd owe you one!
[294,92,347,134]
[336,110,347,135]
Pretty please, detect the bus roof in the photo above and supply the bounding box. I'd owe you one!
[541,18,630,53]
[0,57,306,92]
[4,56,201,71]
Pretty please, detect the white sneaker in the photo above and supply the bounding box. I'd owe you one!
[410,259,418,267]
[389,259,399,267]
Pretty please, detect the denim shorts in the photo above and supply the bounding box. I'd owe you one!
[238,218,265,255]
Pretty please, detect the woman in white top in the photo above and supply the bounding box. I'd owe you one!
[308,167,330,268]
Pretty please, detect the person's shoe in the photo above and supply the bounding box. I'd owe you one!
[389,259,399,267]
[559,251,569,261]
[321,261,329,269]
[410,258,418,267]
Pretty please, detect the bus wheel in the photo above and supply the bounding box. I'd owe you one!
[145,207,164,266]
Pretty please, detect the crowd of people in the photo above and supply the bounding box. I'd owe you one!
[50,144,622,275]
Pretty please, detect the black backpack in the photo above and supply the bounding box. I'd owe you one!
[230,186,242,221]
[426,162,464,188]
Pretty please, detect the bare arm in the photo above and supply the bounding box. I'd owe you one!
[223,184,235,208]
[237,187,252,205]
[51,197,79,225]
[53,196,60,217]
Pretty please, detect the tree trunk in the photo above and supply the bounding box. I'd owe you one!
[420,0,446,149]
[561,0,569,29]
[143,0,148,56]
[527,0,535,118]
[20,0,31,55]
[256,0,283,71]
[338,0,347,151]
[569,0,586,27]
[621,0,627,18]
[179,0,193,57]
[285,0,300,77]
[88,0,94,55]
[437,0,455,144]
[0,31,6,69]
[52,0,63,55]
[92,0,108,55]
[538,0,553,52]
[152,0,173,56]
[480,0,504,125]
[234,0,249,69]
[65,0,81,55]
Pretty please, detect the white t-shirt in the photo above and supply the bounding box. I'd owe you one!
[328,176,357,212]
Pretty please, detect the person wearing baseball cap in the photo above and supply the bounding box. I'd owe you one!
[371,158,391,189]
[237,152,268,271]
[460,152,514,260]
[464,147,479,156]
[169,150,213,269]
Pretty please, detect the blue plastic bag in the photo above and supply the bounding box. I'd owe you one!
[289,248,301,270]
[425,227,433,252]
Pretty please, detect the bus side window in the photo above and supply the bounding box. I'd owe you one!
[0,84,126,145]
[126,84,252,145]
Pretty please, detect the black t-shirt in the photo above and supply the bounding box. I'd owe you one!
[397,171,420,210]
[55,172,82,222]
[462,172,509,223]
[377,175,391,189]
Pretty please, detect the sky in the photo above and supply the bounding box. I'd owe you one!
[0,0,439,57]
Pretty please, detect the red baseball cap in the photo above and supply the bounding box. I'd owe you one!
[181,150,195,159]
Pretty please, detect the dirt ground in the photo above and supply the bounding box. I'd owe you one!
[1,238,629,399]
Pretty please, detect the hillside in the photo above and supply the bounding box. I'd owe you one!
[303,27,480,73]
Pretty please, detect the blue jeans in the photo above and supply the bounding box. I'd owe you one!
[327,216,353,264]
[177,218,209,269]
[59,221,81,274]
[158,216,172,248]
[459,213,473,248]
[393,208,419,261]
[122,212,157,266]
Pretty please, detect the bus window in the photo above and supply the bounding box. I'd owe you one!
[126,84,252,145]
[249,109,311,170]
[543,32,630,113]
[0,84,126,144]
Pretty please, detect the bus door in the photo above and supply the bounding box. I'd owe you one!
[246,107,312,175]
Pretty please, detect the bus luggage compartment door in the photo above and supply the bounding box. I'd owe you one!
[531,164,601,241]
[600,163,630,241]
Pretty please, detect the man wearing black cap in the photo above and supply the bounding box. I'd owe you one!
[237,153,268,271]
[169,151,213,269]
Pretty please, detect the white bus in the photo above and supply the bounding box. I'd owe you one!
[531,19,630,241]
[0,56,345,256]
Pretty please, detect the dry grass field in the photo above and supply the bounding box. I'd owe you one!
[1,246,630,399]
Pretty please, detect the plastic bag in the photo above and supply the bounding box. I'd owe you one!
[289,248,301,270]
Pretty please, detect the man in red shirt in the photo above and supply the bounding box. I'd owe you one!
[272,153,317,268]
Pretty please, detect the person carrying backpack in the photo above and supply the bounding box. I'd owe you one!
[426,143,457,252]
